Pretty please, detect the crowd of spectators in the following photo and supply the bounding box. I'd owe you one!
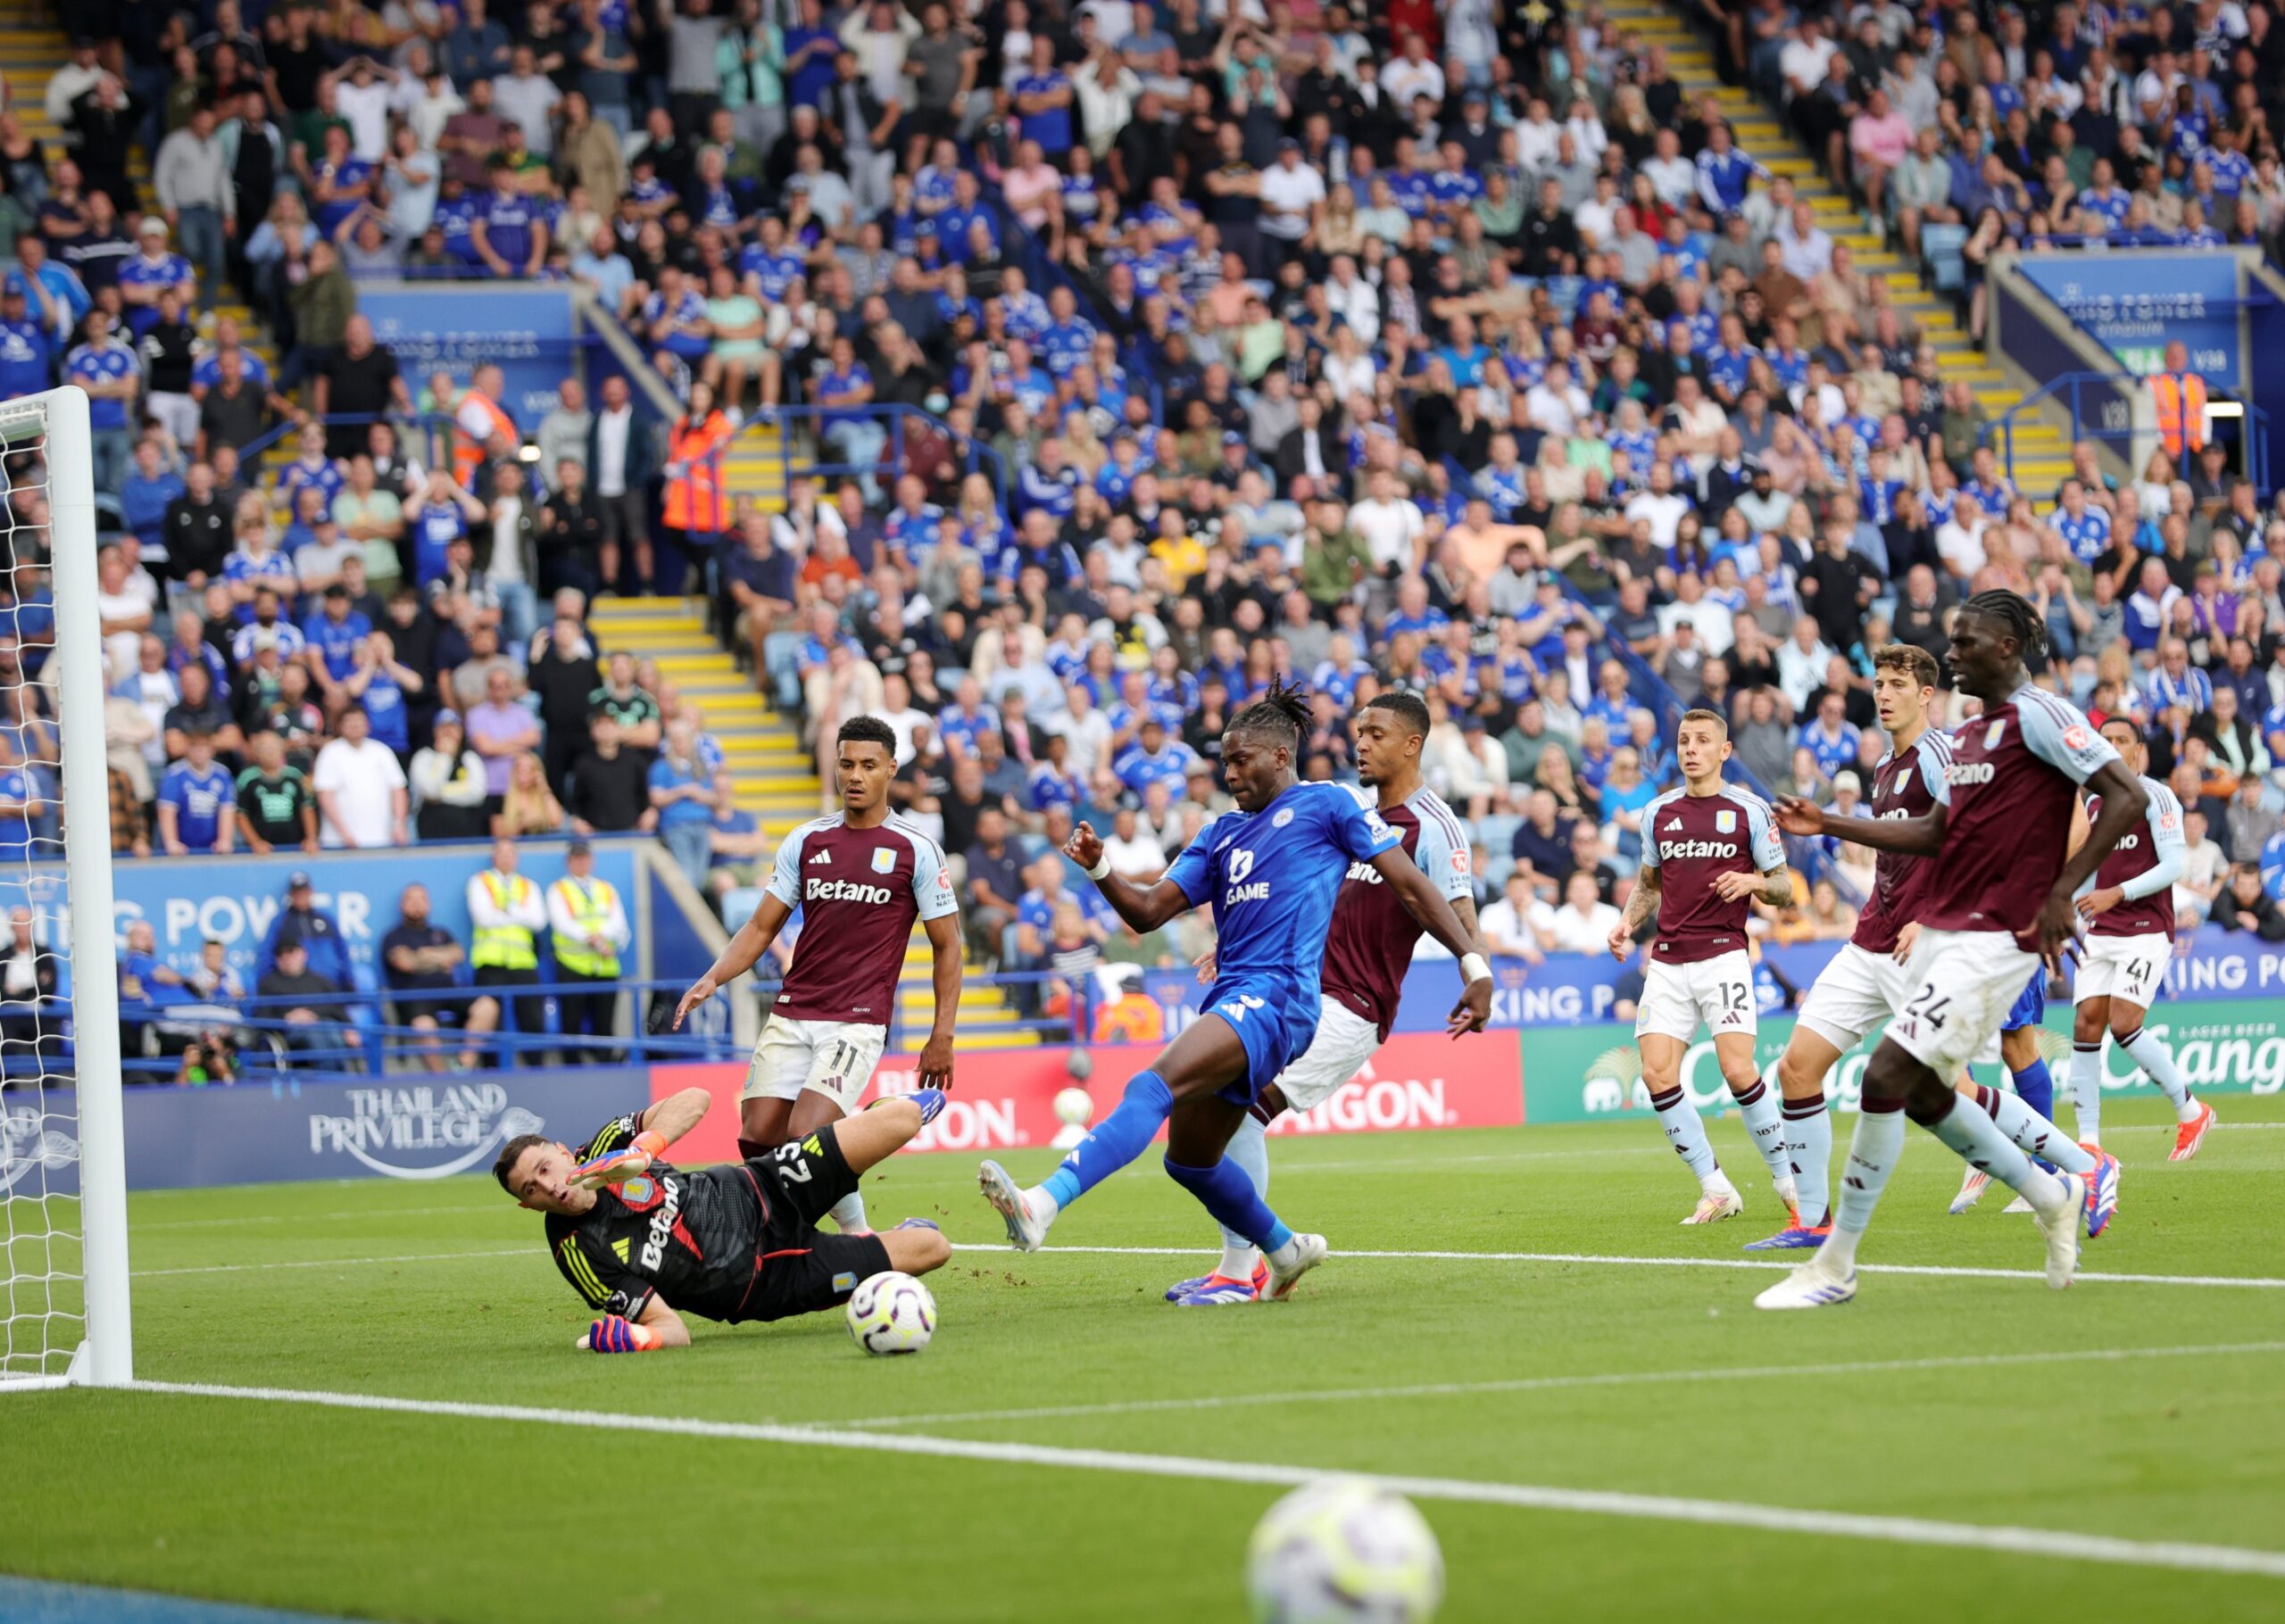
[0,0,2281,1069]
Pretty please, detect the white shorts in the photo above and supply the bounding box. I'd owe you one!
[1796,942,1917,1052]
[2075,932,2170,1011]
[1634,950,1757,1044]
[740,1015,888,1115]
[1271,1000,1383,1113]
[1885,929,2038,1079]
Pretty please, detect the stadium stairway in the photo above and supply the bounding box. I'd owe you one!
[585,596,1035,1050]
[1614,0,2074,497]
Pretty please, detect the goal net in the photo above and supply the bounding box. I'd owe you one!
[0,386,131,1390]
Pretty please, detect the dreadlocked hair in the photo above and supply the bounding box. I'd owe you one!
[1964,589,2050,666]
[1231,676,1313,752]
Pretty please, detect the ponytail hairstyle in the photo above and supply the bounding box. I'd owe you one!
[1229,675,1312,757]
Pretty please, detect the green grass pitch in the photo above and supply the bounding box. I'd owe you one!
[7,1093,2285,1622]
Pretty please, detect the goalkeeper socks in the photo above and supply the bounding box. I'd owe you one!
[1972,1084,2093,1175]
[827,1190,870,1234]
[2119,1027,2201,1123]
[1823,1101,1907,1272]
[1730,1077,1791,1188]
[1927,1092,2064,1218]
[1040,1068,1173,1210]
[1215,1112,1271,1264]
[2070,1040,2104,1144]
[1782,1090,1832,1228]
[1163,1155,1293,1254]
[1649,1084,1720,1182]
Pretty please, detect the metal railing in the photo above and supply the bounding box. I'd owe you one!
[713,402,1013,517]
[1981,369,2273,497]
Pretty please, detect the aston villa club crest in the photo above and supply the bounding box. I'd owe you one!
[1715,809,1736,833]
[1985,720,2008,750]
[871,848,897,874]
[1893,766,1915,794]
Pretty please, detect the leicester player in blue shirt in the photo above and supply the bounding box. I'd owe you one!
[978,682,1491,1298]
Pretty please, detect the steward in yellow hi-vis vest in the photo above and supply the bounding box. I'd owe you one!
[548,839,632,1060]
[466,836,550,1058]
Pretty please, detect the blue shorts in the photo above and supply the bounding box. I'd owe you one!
[1201,974,1314,1107]
[2002,968,2045,1031]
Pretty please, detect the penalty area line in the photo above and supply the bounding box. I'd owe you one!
[949,1244,2285,1290]
[120,1379,2285,1580]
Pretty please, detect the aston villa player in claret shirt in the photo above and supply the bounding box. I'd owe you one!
[673,717,962,1240]
[2070,717,2216,1160]
[1763,592,2141,1311]
[1607,708,1799,1227]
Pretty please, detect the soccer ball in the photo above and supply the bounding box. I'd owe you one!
[1245,1479,1443,1623]
[846,1271,935,1355]
[1053,1086,1094,1126]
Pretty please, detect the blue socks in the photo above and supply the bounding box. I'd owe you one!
[1041,1069,1173,1211]
[1215,1112,1271,1252]
[2011,1057,2054,1123]
[1164,1154,1294,1254]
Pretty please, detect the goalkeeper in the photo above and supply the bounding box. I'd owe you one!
[494,1086,953,1352]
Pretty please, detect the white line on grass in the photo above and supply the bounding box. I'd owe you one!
[129,1241,2285,1288]
[120,1379,2285,1580]
[820,1340,2285,1429]
[135,1249,528,1278]
[950,1244,2285,1289]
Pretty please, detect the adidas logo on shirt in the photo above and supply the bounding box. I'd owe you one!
[809,849,832,865]
[1664,818,1683,832]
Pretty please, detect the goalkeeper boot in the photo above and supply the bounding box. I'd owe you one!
[1753,1259,1858,1311]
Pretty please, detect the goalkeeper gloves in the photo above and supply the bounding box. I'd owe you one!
[581,1314,661,1354]
[571,1129,668,1189]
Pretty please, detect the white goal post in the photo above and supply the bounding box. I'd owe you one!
[0,385,132,1390]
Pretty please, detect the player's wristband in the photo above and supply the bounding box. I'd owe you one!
[1086,854,1111,882]
[1460,952,1492,986]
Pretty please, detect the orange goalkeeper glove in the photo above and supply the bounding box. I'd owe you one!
[580,1314,661,1353]
[571,1129,667,1189]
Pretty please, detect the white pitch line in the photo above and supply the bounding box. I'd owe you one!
[135,1248,528,1279]
[118,1379,2285,1580]
[950,1242,2285,1289]
[126,1240,2285,1288]
[821,1340,2285,1430]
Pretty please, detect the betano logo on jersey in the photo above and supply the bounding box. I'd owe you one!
[1659,840,1739,860]
[638,1172,684,1271]
[806,876,896,904]
[1948,761,1997,786]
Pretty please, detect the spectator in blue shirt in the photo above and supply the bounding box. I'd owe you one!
[120,439,186,550]
[1011,37,1075,157]
[814,335,885,501]
[63,308,139,498]
[0,284,54,400]
[158,732,238,855]
[472,160,546,278]
[1796,692,1863,780]
[1113,720,1196,800]
[648,717,718,888]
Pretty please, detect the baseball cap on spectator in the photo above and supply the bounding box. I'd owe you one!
[1833,772,1862,796]
[435,709,461,728]
[287,872,313,892]
[137,219,167,240]
[1222,431,1245,447]
[568,838,594,858]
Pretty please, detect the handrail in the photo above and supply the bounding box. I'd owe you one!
[714,402,1013,517]
[1981,369,2272,497]
[228,410,463,480]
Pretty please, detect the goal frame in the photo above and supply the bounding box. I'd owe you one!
[0,385,132,1390]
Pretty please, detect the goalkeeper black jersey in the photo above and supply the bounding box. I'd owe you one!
[543,1114,769,1324]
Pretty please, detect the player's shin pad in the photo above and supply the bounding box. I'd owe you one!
[1163,1155,1293,1254]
